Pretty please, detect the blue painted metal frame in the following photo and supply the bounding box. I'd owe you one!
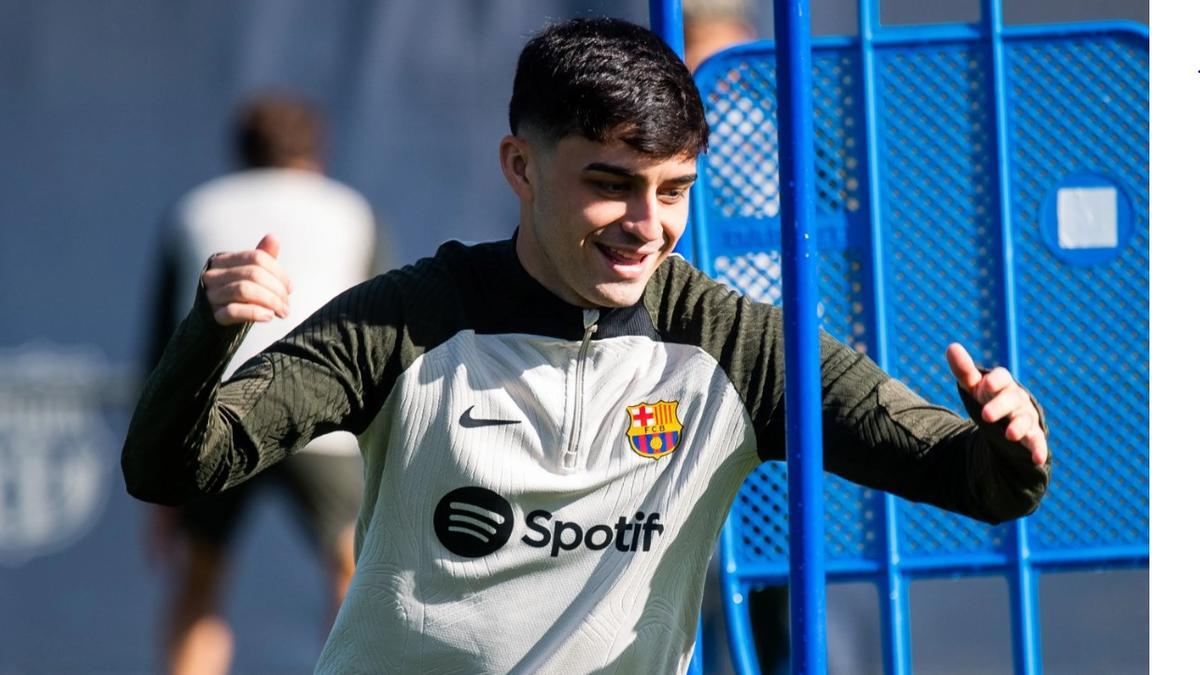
[688,0,1149,673]
[983,2,1043,670]
[772,3,826,674]
[855,2,911,671]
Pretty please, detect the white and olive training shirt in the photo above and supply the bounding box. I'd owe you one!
[123,238,1049,674]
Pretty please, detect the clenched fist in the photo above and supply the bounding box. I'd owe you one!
[201,234,293,326]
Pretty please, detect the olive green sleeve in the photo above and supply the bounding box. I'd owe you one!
[817,335,1051,525]
[645,256,1050,525]
[122,271,413,505]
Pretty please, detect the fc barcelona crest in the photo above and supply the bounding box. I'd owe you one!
[625,400,684,460]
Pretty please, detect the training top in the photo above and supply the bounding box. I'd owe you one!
[123,238,1050,674]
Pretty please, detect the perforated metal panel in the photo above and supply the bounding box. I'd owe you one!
[1005,35,1150,551]
[696,20,1148,675]
[876,44,1012,558]
[702,54,779,220]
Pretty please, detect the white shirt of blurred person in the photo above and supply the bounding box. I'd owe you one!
[146,94,376,675]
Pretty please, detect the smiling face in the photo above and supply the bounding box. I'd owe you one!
[504,134,698,308]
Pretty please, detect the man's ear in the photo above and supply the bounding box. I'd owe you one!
[499,135,536,202]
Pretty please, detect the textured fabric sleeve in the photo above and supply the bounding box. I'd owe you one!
[646,256,1050,525]
[122,270,410,505]
[815,333,1050,524]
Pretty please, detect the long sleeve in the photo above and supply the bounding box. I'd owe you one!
[122,272,408,505]
[816,332,1050,525]
[645,255,1050,526]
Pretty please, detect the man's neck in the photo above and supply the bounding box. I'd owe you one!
[514,222,598,309]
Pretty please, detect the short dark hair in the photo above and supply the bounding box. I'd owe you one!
[233,93,324,169]
[508,18,709,158]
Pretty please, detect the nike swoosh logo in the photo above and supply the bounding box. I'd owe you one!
[459,406,521,428]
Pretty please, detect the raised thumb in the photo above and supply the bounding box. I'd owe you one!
[255,233,281,259]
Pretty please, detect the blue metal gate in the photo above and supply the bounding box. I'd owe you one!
[668,0,1149,671]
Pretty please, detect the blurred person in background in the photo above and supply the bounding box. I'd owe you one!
[143,93,378,675]
[683,0,758,71]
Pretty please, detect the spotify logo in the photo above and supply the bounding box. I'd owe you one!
[434,486,668,559]
[433,486,514,558]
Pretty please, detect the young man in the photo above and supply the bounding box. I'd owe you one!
[124,18,1049,674]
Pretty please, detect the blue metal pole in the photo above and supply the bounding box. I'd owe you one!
[649,0,686,57]
[774,1,826,673]
[982,0,1043,672]
[856,0,912,672]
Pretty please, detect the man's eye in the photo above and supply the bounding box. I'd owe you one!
[659,187,690,203]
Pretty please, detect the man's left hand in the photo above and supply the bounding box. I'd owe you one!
[945,342,1048,467]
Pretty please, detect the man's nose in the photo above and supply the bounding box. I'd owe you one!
[622,192,662,243]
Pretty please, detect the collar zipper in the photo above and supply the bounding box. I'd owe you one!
[564,309,600,470]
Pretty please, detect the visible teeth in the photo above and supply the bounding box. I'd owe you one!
[602,245,641,263]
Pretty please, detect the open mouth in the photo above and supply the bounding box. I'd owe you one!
[596,243,649,267]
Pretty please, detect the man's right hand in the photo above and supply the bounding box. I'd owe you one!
[202,234,293,325]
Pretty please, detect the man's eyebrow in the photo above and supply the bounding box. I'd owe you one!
[582,162,697,184]
[583,162,635,176]
[664,173,698,185]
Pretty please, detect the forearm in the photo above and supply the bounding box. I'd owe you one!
[820,335,1050,524]
[122,288,250,504]
[124,274,402,505]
